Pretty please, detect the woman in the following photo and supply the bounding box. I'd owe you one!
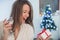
[3,0,34,40]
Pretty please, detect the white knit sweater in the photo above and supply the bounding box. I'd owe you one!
[7,23,34,40]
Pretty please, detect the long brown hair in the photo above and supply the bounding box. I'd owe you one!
[10,0,33,31]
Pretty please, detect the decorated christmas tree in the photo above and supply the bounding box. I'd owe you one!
[40,5,57,31]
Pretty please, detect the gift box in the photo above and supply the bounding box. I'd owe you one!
[37,28,51,40]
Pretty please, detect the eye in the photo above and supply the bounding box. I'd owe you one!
[24,11,26,13]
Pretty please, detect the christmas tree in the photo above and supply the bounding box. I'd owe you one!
[40,5,57,31]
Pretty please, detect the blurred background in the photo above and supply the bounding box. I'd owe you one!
[0,0,60,40]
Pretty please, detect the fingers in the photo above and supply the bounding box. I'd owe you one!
[3,19,9,25]
[37,36,43,40]
[7,26,12,30]
[4,26,12,30]
[3,19,12,30]
[3,19,6,22]
[39,36,43,40]
[46,35,51,40]
[5,24,12,27]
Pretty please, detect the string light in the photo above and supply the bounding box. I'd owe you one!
[40,4,57,31]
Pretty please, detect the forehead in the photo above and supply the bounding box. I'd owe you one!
[23,4,30,11]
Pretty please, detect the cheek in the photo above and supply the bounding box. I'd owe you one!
[22,13,27,20]
[22,13,29,20]
[22,14,25,18]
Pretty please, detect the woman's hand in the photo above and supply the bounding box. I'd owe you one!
[37,35,51,40]
[3,19,12,40]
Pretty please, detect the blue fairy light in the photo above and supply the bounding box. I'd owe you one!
[47,14,51,18]
[46,11,49,13]
[42,26,44,28]
[46,10,51,15]
[47,25,50,27]
[41,23,43,26]
[46,20,49,22]
[49,20,53,23]
[51,26,53,28]
[42,20,45,22]
[53,26,56,29]
[48,7,51,10]
[47,4,50,7]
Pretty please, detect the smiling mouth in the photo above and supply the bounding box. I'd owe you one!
[23,17,27,20]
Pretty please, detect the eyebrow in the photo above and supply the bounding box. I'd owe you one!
[24,10,27,12]
[24,10,30,12]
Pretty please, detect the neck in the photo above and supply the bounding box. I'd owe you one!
[22,19,25,24]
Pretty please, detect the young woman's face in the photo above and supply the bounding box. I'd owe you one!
[22,4,30,21]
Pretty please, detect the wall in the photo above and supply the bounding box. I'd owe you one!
[0,0,15,21]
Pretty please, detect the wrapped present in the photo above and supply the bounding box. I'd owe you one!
[37,28,51,40]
